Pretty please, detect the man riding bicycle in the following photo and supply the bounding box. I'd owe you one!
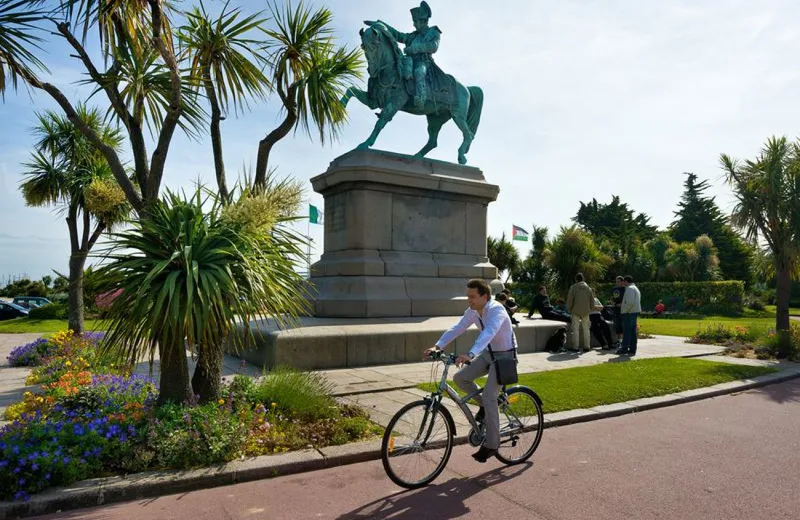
[424,278,518,463]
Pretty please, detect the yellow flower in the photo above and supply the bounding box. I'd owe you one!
[271,402,277,408]
[65,361,72,367]
[218,399,225,405]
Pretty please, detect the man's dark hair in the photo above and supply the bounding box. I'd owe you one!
[575,273,584,282]
[538,285,547,292]
[624,275,634,283]
[501,289,511,296]
[496,293,508,302]
[616,275,624,282]
[467,278,491,297]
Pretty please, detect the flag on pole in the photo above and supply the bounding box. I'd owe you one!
[309,204,323,225]
[512,225,529,241]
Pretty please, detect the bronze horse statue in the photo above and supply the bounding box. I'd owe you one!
[340,22,484,165]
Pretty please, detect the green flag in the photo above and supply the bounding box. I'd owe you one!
[309,204,323,225]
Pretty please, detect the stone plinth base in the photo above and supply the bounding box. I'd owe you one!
[233,317,566,371]
[308,149,499,318]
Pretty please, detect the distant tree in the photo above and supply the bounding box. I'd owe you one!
[646,233,673,281]
[670,172,753,281]
[487,233,520,282]
[511,225,550,286]
[574,195,658,280]
[545,226,613,296]
[40,275,52,289]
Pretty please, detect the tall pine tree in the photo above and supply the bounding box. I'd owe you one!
[670,173,753,281]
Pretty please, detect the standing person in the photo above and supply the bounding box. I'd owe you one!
[424,279,517,463]
[567,273,594,351]
[589,290,614,349]
[611,276,626,349]
[618,275,642,355]
[526,286,571,323]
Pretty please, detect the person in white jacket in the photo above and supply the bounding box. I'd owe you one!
[617,275,642,355]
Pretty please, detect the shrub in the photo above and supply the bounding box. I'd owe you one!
[595,281,745,315]
[758,325,800,360]
[252,366,337,421]
[27,304,69,320]
[7,338,54,367]
[688,324,762,345]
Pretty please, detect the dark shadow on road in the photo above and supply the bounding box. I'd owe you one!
[745,376,800,405]
[336,462,533,520]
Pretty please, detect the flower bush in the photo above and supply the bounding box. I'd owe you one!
[7,338,55,367]
[1,332,381,501]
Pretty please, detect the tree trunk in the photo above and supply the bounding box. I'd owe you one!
[203,71,229,203]
[775,265,792,357]
[191,348,222,404]
[157,338,193,405]
[254,83,298,191]
[67,252,87,334]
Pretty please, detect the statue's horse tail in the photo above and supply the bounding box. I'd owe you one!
[466,86,484,136]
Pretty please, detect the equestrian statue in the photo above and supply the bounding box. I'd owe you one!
[340,1,484,165]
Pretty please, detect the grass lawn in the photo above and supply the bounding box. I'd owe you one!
[764,305,800,316]
[418,357,777,415]
[638,316,776,338]
[0,318,107,334]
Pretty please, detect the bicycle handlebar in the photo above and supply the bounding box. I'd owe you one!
[427,350,469,365]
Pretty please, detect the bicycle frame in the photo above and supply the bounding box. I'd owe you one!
[426,353,485,435]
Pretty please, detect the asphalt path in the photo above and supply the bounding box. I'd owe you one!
[32,379,800,520]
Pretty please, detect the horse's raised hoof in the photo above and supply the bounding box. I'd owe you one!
[458,154,467,165]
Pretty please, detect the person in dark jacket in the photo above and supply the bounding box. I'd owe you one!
[526,286,571,323]
[611,276,626,348]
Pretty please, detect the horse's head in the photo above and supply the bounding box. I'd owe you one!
[360,24,397,77]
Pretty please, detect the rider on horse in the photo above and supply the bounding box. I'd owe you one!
[366,1,445,109]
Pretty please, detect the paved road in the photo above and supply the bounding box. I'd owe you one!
[31,379,800,520]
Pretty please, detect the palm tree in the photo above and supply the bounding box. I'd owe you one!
[487,234,520,283]
[178,1,270,202]
[0,0,47,97]
[20,105,129,333]
[96,184,309,404]
[721,136,800,356]
[545,226,613,297]
[253,1,363,191]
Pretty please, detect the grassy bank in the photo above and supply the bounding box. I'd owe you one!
[418,357,777,414]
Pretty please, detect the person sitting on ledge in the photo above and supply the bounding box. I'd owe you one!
[654,300,666,315]
[526,286,571,324]
[497,292,520,326]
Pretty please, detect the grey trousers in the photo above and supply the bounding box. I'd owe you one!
[453,350,516,450]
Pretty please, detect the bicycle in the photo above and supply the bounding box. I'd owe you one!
[381,349,545,489]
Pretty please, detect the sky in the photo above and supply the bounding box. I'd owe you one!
[1,0,800,280]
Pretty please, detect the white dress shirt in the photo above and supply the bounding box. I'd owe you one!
[435,298,517,358]
[621,283,642,314]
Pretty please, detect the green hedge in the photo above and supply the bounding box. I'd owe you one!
[28,303,69,320]
[594,281,744,315]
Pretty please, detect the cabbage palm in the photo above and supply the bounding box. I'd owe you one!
[178,1,270,202]
[253,1,363,191]
[0,0,47,97]
[19,105,128,333]
[545,226,613,297]
[721,136,800,355]
[96,185,309,404]
[487,234,519,282]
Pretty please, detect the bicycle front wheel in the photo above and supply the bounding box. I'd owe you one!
[495,386,544,465]
[381,399,455,489]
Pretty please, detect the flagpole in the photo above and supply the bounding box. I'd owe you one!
[307,208,311,276]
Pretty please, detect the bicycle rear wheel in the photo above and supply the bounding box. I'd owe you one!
[495,386,544,465]
[381,399,455,489]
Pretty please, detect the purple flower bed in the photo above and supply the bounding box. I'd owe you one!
[7,338,53,367]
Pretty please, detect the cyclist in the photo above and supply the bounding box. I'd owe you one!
[424,278,517,463]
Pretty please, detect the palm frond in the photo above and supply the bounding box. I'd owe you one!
[0,0,48,96]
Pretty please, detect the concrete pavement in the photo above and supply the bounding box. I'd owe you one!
[27,378,800,520]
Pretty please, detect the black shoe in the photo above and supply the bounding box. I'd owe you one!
[615,348,629,355]
[472,446,498,463]
[474,407,485,424]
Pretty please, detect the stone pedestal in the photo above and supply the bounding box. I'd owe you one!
[308,149,500,317]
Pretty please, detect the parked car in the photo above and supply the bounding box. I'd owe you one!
[0,302,29,321]
[12,296,52,309]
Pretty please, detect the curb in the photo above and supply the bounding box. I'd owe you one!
[2,366,799,519]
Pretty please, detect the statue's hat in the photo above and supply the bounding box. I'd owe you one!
[410,1,432,20]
